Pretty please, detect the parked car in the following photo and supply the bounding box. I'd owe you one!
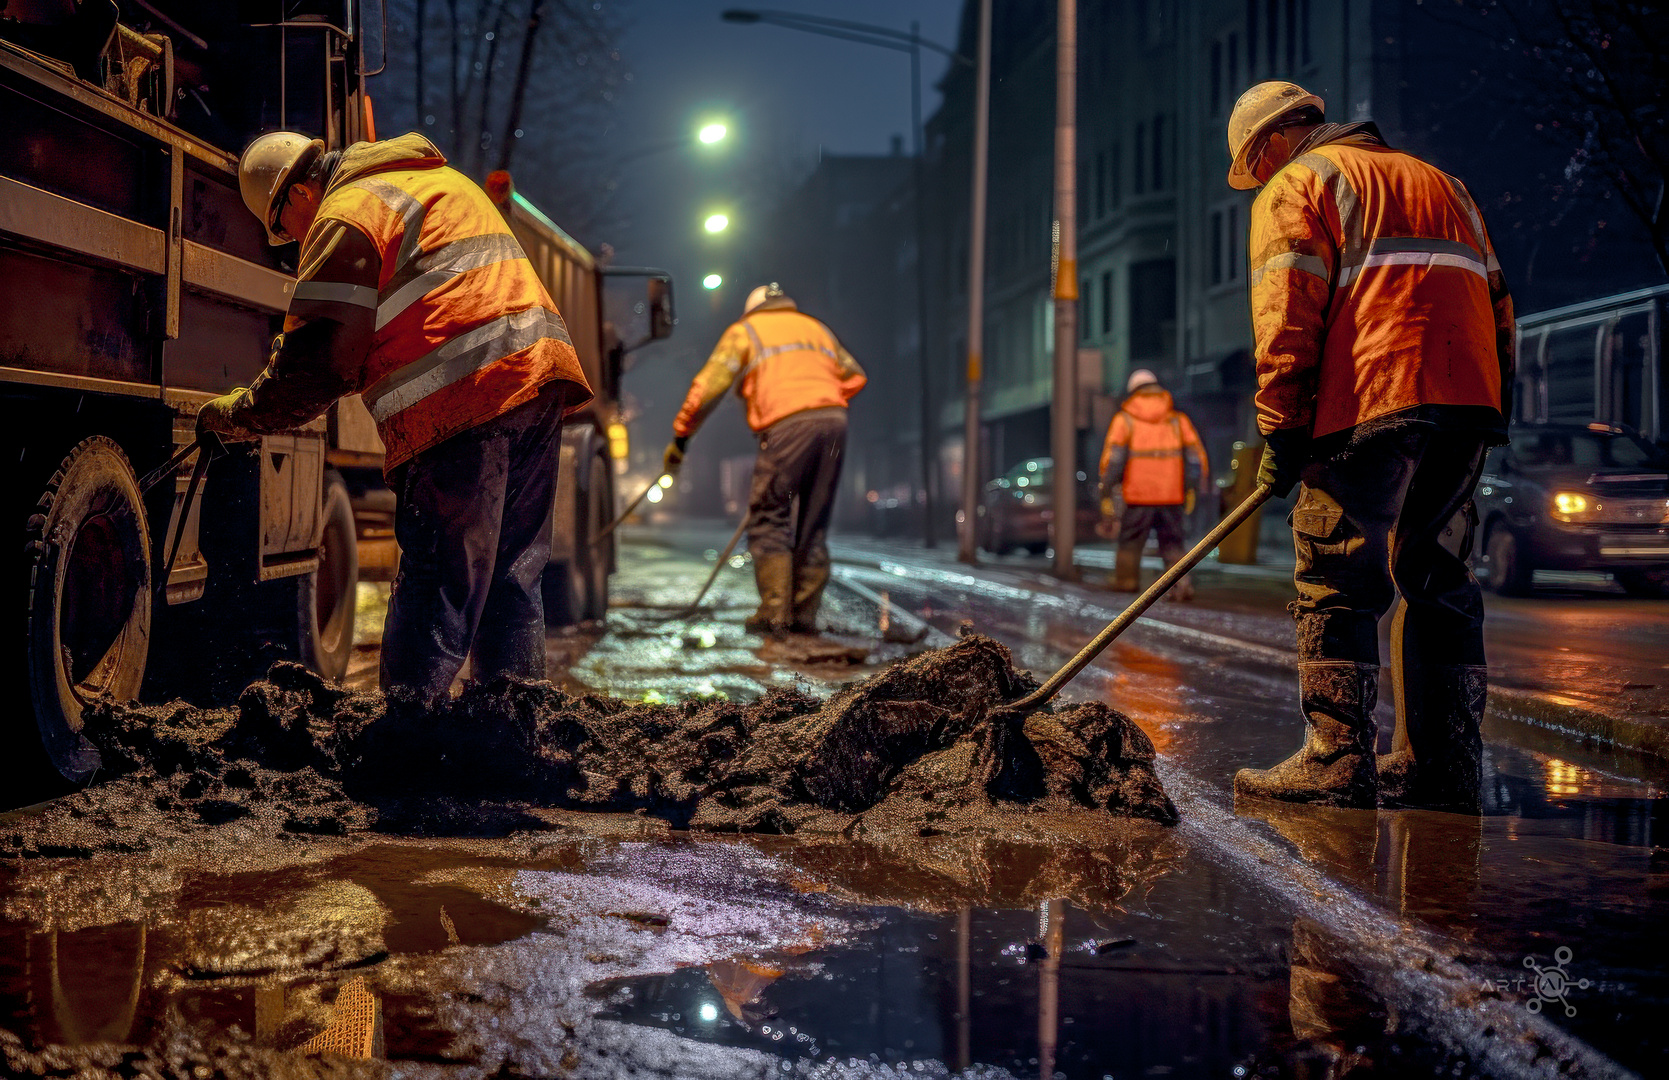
[976,457,1102,555]
[1475,422,1669,595]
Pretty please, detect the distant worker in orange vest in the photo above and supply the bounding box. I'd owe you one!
[199,131,592,700]
[664,284,866,635]
[1225,82,1514,813]
[1098,369,1208,600]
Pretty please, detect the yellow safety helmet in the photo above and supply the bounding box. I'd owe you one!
[1226,81,1324,190]
[238,131,324,245]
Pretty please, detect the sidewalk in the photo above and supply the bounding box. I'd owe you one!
[828,533,1669,771]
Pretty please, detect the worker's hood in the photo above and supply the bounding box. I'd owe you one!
[1121,386,1175,423]
[326,133,447,196]
[1289,120,1388,158]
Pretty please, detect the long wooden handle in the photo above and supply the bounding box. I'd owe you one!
[1009,484,1274,711]
[676,510,751,615]
[593,477,665,545]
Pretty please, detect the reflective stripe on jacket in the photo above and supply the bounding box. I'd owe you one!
[673,300,866,437]
[1248,135,1515,439]
[1098,388,1207,506]
[266,133,590,470]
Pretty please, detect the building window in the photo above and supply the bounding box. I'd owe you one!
[1286,0,1297,71]
[1129,259,1176,360]
[1152,114,1165,191]
[1266,0,1278,76]
[1110,143,1121,207]
[1101,270,1113,335]
[1210,40,1222,116]
[1094,150,1107,218]
[1080,278,1092,342]
[1134,123,1146,196]
[1300,0,1312,65]
[1210,211,1224,285]
[1227,32,1240,97]
[1246,0,1257,75]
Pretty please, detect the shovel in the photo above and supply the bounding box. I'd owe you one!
[593,475,670,546]
[1008,484,1273,711]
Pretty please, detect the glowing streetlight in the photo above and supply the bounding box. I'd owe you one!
[703,273,723,290]
[697,122,728,145]
[703,212,730,234]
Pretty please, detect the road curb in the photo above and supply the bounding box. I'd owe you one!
[830,548,1669,770]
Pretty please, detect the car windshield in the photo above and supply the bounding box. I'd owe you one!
[1511,429,1663,469]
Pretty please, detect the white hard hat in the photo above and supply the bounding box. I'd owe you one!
[239,131,324,245]
[1127,368,1160,394]
[743,282,784,315]
[1226,81,1324,190]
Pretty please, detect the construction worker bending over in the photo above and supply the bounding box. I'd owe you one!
[1097,369,1207,601]
[1226,82,1515,813]
[199,131,592,701]
[664,284,866,635]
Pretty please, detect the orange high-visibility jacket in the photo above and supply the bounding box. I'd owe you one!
[234,133,591,470]
[1099,387,1208,506]
[1248,133,1515,439]
[673,300,866,437]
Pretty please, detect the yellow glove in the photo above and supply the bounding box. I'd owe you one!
[196,389,259,441]
[1100,496,1117,518]
[1184,489,1197,515]
[662,437,688,476]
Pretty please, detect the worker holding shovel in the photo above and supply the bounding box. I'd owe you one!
[1225,82,1515,813]
[663,284,866,636]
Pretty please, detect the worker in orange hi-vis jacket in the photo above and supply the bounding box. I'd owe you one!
[1224,81,1515,814]
[664,284,866,636]
[1097,369,1207,600]
[201,131,592,701]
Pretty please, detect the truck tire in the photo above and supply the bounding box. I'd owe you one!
[579,451,611,623]
[296,473,358,681]
[24,436,151,783]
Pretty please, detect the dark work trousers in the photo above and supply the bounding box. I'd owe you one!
[1290,423,1489,667]
[746,406,848,623]
[381,383,566,699]
[1117,504,1187,567]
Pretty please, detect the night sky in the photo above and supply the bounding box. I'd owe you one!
[603,0,962,469]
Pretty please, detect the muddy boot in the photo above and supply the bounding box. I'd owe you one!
[745,551,793,635]
[1378,664,1486,814]
[1112,545,1141,592]
[789,561,830,634]
[1235,662,1379,809]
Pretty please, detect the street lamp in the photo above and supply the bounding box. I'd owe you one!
[616,120,731,165]
[722,8,973,549]
[703,273,723,290]
[704,213,730,235]
[698,122,728,145]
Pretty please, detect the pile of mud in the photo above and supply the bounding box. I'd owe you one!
[2,636,1175,857]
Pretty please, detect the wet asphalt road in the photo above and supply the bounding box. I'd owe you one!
[1,532,1665,1078]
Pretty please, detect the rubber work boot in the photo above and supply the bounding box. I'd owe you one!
[1112,545,1142,592]
[1378,664,1486,814]
[789,561,830,634]
[745,551,794,635]
[1235,661,1380,809]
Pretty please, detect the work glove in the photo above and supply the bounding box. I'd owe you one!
[662,436,688,476]
[1184,488,1197,516]
[196,389,260,442]
[1257,428,1312,498]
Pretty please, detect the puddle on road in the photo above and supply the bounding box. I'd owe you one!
[0,829,1523,1079]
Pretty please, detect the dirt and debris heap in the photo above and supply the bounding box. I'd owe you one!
[3,636,1176,856]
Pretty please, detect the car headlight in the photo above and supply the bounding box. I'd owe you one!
[1550,491,1593,522]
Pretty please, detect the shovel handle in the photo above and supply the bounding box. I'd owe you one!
[593,477,666,546]
[675,509,750,616]
[1010,484,1274,711]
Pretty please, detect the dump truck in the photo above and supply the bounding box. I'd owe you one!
[0,0,671,784]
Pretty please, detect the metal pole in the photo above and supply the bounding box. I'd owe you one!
[957,0,993,564]
[1050,0,1078,579]
[912,23,937,548]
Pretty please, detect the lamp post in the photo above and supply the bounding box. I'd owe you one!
[958,0,992,565]
[722,8,972,549]
[1050,0,1079,580]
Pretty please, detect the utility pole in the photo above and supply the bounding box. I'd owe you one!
[1050,0,1078,579]
[911,22,937,548]
[958,0,992,564]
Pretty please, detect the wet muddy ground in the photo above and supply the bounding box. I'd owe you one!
[2,538,1664,1078]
